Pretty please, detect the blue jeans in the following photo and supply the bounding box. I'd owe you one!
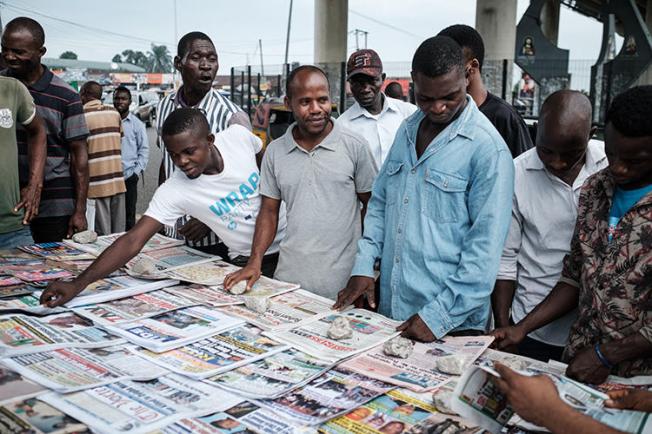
[0,226,34,250]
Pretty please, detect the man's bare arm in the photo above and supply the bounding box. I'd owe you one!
[68,138,89,236]
[17,114,46,223]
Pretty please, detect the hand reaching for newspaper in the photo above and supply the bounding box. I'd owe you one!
[489,324,526,351]
[333,276,376,310]
[40,280,82,308]
[223,264,261,294]
[565,346,610,384]
[493,362,566,428]
[605,389,652,412]
[396,314,435,342]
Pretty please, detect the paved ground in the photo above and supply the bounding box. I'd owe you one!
[135,127,163,217]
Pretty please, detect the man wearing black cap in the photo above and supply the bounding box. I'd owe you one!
[338,49,417,168]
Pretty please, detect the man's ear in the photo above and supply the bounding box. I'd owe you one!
[284,95,290,109]
[39,46,47,57]
[174,55,182,73]
[381,72,386,82]
[207,133,215,145]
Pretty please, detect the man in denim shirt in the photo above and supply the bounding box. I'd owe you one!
[335,36,514,341]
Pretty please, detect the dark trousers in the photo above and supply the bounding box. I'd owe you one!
[230,252,280,278]
[30,215,71,243]
[193,242,230,261]
[125,174,139,231]
[517,336,565,362]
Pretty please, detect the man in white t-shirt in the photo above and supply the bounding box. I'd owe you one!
[40,108,285,307]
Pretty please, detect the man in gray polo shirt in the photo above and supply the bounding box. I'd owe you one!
[224,65,378,299]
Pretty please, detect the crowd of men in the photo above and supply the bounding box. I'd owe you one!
[1,15,651,434]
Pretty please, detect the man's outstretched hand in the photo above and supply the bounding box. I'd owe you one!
[223,264,261,294]
[39,280,83,308]
[333,276,376,310]
[397,314,436,342]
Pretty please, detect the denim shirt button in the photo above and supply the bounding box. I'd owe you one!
[403,198,408,204]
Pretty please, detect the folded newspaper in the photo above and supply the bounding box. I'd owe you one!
[41,374,243,434]
[3,344,168,393]
[127,245,215,277]
[102,306,244,353]
[0,397,90,433]
[0,293,67,315]
[132,324,287,379]
[19,242,95,261]
[0,366,46,405]
[0,312,124,356]
[207,347,334,399]
[165,283,245,307]
[63,232,184,257]
[266,309,401,364]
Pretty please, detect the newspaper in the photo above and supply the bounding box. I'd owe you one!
[0,250,44,266]
[266,309,401,364]
[19,242,95,261]
[2,344,168,393]
[132,324,287,379]
[0,276,22,287]
[219,289,335,331]
[254,367,394,426]
[405,412,484,434]
[4,265,74,282]
[40,374,243,434]
[319,388,438,434]
[0,312,124,356]
[167,260,299,297]
[207,348,333,399]
[63,232,185,257]
[0,294,67,315]
[72,289,197,326]
[0,283,34,298]
[0,367,46,405]
[102,306,243,352]
[0,397,90,433]
[341,336,493,393]
[165,284,243,307]
[156,412,256,434]
[130,246,215,275]
[35,275,180,308]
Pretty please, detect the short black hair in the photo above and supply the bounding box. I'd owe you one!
[5,17,45,47]
[606,85,652,137]
[81,81,102,100]
[113,86,132,99]
[412,36,464,78]
[177,31,214,58]
[286,65,329,99]
[438,24,485,70]
[162,108,209,137]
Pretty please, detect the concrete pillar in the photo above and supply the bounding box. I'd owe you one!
[314,0,348,109]
[636,0,652,85]
[540,0,560,45]
[475,0,517,96]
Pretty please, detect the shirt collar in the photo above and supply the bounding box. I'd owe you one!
[525,140,608,172]
[347,93,399,120]
[83,99,102,109]
[7,64,53,92]
[283,118,339,154]
[174,86,214,108]
[405,95,476,144]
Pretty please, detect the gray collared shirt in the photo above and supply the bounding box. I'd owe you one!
[260,120,378,299]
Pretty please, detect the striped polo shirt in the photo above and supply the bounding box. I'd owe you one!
[83,99,126,199]
[156,87,241,247]
[4,67,89,218]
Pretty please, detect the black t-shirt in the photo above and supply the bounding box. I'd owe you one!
[479,92,533,158]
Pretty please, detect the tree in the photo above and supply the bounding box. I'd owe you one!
[112,54,123,63]
[119,49,150,69]
[147,44,173,73]
[59,51,78,60]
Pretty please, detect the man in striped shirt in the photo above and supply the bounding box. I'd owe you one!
[80,81,126,235]
[156,31,251,257]
[1,17,89,242]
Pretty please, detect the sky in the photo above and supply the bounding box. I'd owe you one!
[1,0,611,78]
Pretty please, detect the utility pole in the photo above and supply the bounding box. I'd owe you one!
[258,39,265,77]
[353,29,369,49]
[284,0,293,74]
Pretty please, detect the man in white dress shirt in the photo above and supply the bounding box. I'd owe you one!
[338,49,416,168]
[491,90,608,362]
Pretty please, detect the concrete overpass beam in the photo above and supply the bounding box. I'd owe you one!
[314,0,348,109]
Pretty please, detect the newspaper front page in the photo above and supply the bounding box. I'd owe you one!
[341,336,493,392]
[132,324,287,378]
[3,344,168,393]
[165,284,243,307]
[0,312,124,356]
[63,233,184,257]
[72,289,197,326]
[0,294,67,315]
[266,309,401,363]
[207,348,333,399]
[40,374,243,434]
[0,367,46,405]
[103,306,243,352]
[0,397,90,433]
[219,289,335,331]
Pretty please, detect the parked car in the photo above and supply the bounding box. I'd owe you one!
[102,90,159,127]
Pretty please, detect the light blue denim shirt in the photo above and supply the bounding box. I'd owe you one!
[351,96,514,338]
[121,113,149,179]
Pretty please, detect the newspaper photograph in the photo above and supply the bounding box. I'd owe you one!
[0,294,67,315]
[0,276,23,287]
[103,306,243,353]
[341,336,493,392]
[0,367,46,405]
[267,309,401,363]
[222,401,303,434]
[133,324,286,379]
[40,374,242,434]
[136,246,215,273]
[157,411,256,434]
[0,251,44,266]
[2,344,168,393]
[72,289,197,326]
[5,265,74,283]
[63,233,184,257]
[0,397,90,434]
[254,367,394,426]
[207,348,333,399]
[404,412,484,434]
[165,284,243,307]
[219,289,335,331]
[319,388,438,434]
[0,312,124,356]
[19,242,94,261]
[0,283,34,299]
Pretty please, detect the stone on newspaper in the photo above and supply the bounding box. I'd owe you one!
[435,354,470,375]
[327,316,353,340]
[244,295,270,314]
[130,257,158,276]
[383,336,414,358]
[432,390,457,415]
[72,230,98,244]
[228,281,248,295]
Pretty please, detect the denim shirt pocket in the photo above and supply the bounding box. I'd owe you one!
[385,160,404,206]
[422,168,468,223]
